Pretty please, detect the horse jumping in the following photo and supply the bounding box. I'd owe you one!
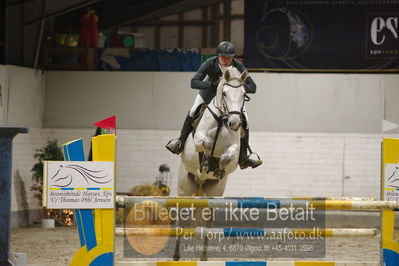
[178,66,249,196]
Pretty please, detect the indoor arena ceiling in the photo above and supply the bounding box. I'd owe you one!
[5,0,225,67]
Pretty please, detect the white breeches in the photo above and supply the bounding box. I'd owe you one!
[189,94,249,129]
[189,94,206,117]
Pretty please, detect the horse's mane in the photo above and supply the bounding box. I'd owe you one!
[225,66,241,78]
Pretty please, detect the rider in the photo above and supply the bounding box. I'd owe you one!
[166,41,262,169]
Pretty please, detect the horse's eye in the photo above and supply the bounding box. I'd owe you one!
[222,92,226,97]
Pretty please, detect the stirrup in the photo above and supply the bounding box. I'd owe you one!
[165,139,183,155]
[248,152,262,168]
[239,152,262,170]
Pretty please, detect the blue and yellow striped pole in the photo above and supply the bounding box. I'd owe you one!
[65,134,116,266]
[117,197,398,210]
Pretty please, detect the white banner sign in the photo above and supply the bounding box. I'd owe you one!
[44,161,114,209]
[384,163,399,202]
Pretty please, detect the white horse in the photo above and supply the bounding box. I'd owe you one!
[178,66,248,196]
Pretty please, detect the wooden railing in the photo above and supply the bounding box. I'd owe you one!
[42,47,98,70]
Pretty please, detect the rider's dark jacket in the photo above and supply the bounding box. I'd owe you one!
[190,56,257,104]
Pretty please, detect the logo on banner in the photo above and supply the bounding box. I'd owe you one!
[255,5,313,60]
[367,15,399,58]
[384,164,399,202]
[49,164,111,188]
[44,161,114,209]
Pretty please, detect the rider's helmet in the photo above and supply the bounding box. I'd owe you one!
[216,41,235,57]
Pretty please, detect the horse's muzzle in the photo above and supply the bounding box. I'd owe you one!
[228,115,241,131]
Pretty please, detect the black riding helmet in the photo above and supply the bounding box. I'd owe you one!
[216,41,235,57]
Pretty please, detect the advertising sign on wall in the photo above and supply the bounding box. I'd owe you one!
[245,0,399,72]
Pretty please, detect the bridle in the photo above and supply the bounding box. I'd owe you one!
[219,82,250,117]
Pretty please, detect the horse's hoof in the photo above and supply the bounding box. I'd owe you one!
[202,138,213,150]
[219,155,231,169]
[200,166,208,174]
[201,162,209,174]
[214,169,225,179]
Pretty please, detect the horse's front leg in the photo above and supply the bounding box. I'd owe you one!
[194,130,213,154]
[193,130,211,174]
[215,143,239,178]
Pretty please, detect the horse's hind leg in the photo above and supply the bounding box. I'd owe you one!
[194,186,205,196]
[173,236,181,261]
[199,205,217,261]
[202,178,228,196]
[200,236,209,261]
[178,164,204,196]
[177,164,197,196]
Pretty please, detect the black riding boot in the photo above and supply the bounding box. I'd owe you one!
[166,113,194,155]
[239,128,262,169]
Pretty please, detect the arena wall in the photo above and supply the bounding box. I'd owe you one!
[4,67,399,227]
[0,65,46,128]
[44,71,399,133]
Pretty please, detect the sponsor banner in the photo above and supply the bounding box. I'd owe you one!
[384,163,399,202]
[245,0,399,72]
[44,161,114,209]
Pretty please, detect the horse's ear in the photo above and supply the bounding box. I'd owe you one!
[223,69,231,81]
[241,70,248,82]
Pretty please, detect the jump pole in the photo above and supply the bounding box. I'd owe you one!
[116,227,378,237]
[117,196,398,210]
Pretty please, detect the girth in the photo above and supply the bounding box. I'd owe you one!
[198,152,220,173]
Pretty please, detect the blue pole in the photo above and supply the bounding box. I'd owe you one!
[0,127,28,265]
